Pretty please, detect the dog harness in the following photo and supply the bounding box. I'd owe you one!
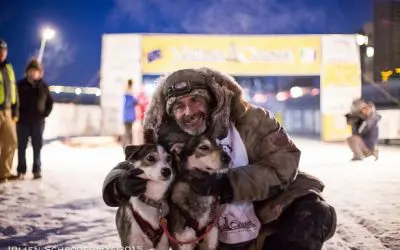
[129,195,168,248]
[159,200,220,246]
[130,206,163,248]
[175,200,218,240]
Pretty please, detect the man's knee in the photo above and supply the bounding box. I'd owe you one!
[289,194,337,240]
[346,135,359,144]
[1,132,17,149]
[267,194,337,249]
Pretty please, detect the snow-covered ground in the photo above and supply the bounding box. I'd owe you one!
[0,136,399,249]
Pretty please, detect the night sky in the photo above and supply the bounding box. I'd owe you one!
[1,0,373,87]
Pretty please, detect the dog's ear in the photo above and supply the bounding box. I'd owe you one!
[170,142,185,156]
[143,129,156,144]
[124,145,142,160]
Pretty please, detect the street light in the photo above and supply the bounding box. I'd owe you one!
[37,27,56,64]
[356,34,368,46]
[366,47,374,58]
[290,86,304,98]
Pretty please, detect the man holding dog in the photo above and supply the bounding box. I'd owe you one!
[103,68,337,250]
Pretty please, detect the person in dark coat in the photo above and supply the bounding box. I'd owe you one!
[16,59,53,179]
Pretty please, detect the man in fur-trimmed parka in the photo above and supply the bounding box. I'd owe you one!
[102,68,337,250]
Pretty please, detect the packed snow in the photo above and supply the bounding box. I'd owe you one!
[0,136,399,249]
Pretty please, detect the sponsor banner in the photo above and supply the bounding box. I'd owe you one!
[141,35,321,76]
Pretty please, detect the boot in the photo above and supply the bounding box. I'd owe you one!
[33,172,42,179]
[351,155,363,161]
[7,174,21,181]
[372,149,379,161]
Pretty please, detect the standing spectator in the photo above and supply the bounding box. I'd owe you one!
[122,79,137,148]
[136,88,149,122]
[0,39,19,183]
[16,59,53,179]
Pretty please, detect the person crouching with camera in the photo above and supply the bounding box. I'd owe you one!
[345,99,381,161]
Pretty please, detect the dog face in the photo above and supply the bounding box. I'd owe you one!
[125,144,173,182]
[171,135,231,174]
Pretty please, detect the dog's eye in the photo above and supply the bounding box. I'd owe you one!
[146,155,156,162]
[199,145,210,151]
[166,155,171,163]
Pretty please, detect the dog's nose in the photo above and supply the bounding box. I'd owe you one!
[221,152,231,165]
[161,168,171,178]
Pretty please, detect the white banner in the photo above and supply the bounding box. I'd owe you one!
[377,109,400,140]
[43,104,102,140]
[320,86,361,114]
[321,35,360,64]
[100,34,142,135]
[320,35,362,141]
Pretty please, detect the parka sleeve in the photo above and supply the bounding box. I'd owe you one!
[227,106,301,202]
[102,163,131,207]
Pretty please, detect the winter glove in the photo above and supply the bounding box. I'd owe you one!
[116,165,147,199]
[189,170,234,203]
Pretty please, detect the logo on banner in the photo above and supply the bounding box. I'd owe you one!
[170,43,294,63]
[300,48,316,63]
[146,49,162,63]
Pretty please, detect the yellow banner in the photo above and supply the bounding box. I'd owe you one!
[141,35,321,76]
[320,64,361,141]
[320,64,360,88]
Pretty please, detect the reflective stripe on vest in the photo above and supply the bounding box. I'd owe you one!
[0,63,17,105]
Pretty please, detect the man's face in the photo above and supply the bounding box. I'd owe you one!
[0,49,7,62]
[360,106,370,117]
[27,69,42,81]
[172,95,208,135]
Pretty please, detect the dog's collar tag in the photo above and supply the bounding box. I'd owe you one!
[159,200,169,218]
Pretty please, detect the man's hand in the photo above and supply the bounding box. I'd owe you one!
[12,117,18,123]
[189,170,233,203]
[116,166,147,198]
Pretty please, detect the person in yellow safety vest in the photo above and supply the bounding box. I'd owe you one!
[0,39,20,183]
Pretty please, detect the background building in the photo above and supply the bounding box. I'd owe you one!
[359,22,375,83]
[374,0,400,81]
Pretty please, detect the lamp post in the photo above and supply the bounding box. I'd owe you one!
[37,27,55,64]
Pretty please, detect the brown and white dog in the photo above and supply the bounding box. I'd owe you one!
[167,134,231,250]
[115,140,174,250]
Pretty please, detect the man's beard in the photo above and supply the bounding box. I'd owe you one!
[177,112,208,135]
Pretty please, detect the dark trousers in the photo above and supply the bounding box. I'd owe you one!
[123,122,133,148]
[261,194,336,250]
[17,121,45,174]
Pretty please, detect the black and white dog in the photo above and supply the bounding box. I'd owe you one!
[115,140,174,250]
[167,135,231,250]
